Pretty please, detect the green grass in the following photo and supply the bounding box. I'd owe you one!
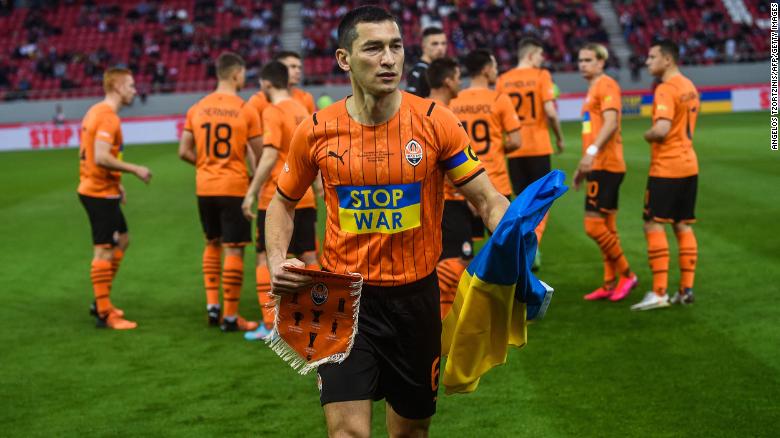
[1,111,778,436]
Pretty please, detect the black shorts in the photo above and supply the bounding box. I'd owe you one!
[585,170,625,213]
[441,200,477,260]
[317,272,441,420]
[79,194,127,247]
[507,155,551,195]
[197,196,252,245]
[255,207,317,254]
[643,175,698,224]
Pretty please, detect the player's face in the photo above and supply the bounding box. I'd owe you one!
[529,48,544,68]
[423,34,447,60]
[447,67,462,96]
[234,66,246,91]
[338,21,404,96]
[646,46,667,77]
[279,56,302,86]
[117,75,136,105]
[486,55,498,84]
[578,49,603,79]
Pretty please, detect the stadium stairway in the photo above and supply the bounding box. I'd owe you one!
[722,0,753,26]
[593,0,632,67]
[281,2,304,52]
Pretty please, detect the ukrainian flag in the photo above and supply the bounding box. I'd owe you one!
[441,170,568,394]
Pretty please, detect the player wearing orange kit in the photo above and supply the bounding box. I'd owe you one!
[241,61,318,340]
[78,67,152,330]
[496,38,564,269]
[632,40,700,311]
[573,43,638,302]
[178,52,264,330]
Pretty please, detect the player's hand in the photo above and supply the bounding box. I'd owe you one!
[555,138,565,155]
[134,165,152,184]
[242,195,256,221]
[119,184,127,205]
[573,169,585,191]
[269,258,313,294]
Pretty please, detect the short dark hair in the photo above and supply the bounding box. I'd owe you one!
[216,52,245,80]
[464,49,493,77]
[273,51,301,61]
[652,39,680,63]
[261,61,289,89]
[517,37,543,60]
[426,57,459,89]
[337,6,398,52]
[422,27,444,39]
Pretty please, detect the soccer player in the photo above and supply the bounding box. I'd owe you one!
[631,40,700,311]
[406,26,447,98]
[265,6,510,436]
[178,52,263,331]
[496,37,565,267]
[78,67,152,330]
[573,43,638,302]
[241,61,319,341]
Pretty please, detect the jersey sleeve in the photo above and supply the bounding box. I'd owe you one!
[304,92,316,114]
[183,105,195,132]
[244,104,262,139]
[496,94,521,133]
[95,113,120,144]
[276,117,318,201]
[261,106,283,150]
[599,80,621,114]
[434,106,485,186]
[540,70,556,102]
[653,83,676,122]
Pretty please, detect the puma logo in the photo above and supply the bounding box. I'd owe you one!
[328,149,348,164]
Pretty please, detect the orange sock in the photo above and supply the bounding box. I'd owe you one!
[585,216,631,279]
[437,258,467,319]
[676,228,697,290]
[645,229,669,296]
[534,212,549,245]
[222,254,243,318]
[91,258,113,316]
[111,248,124,279]
[202,245,221,307]
[604,214,619,285]
[255,265,274,328]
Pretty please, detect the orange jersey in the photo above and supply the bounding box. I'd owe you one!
[184,92,262,197]
[247,87,315,127]
[277,92,484,287]
[291,87,316,114]
[450,88,521,195]
[496,67,556,157]
[247,92,270,130]
[258,99,316,210]
[78,102,123,198]
[581,74,625,173]
[650,74,699,178]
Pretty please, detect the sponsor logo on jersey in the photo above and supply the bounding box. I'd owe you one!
[335,182,421,234]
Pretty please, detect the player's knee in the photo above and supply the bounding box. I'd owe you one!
[643,221,664,233]
[327,418,371,438]
[116,233,130,251]
[387,419,430,438]
[255,251,268,267]
[206,238,221,248]
[673,222,692,234]
[224,246,243,257]
[93,246,114,261]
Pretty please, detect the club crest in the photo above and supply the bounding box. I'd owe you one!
[310,282,329,306]
[405,139,423,166]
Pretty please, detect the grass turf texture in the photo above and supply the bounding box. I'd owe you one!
[1,111,778,436]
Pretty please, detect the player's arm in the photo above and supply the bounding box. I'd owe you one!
[95,140,152,183]
[504,129,521,152]
[574,109,618,190]
[543,100,565,154]
[312,172,324,199]
[246,135,264,171]
[265,193,313,293]
[242,146,278,220]
[644,119,672,142]
[177,130,196,165]
[458,172,510,232]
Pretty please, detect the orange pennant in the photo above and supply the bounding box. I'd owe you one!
[267,266,363,375]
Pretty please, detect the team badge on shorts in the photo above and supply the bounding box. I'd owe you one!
[284,162,290,173]
[311,282,329,305]
[317,373,323,393]
[405,139,423,166]
[462,241,473,257]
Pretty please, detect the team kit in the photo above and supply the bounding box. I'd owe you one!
[75,5,700,433]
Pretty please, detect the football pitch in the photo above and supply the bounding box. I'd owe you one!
[1,111,778,436]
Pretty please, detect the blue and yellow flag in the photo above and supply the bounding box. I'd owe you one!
[441,170,568,394]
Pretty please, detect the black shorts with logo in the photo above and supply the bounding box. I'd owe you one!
[79,194,127,246]
[197,196,252,245]
[507,154,551,195]
[441,200,477,260]
[643,175,698,224]
[317,272,441,420]
[255,207,317,254]
[585,170,625,213]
